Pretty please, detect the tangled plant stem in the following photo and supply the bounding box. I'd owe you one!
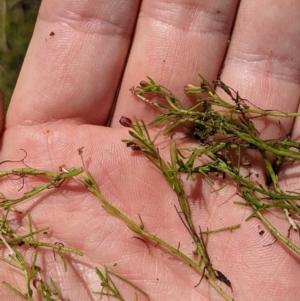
[0,166,84,300]
[120,75,300,299]
[0,156,150,300]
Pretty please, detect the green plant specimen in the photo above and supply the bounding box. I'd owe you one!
[124,77,300,253]
[1,76,300,300]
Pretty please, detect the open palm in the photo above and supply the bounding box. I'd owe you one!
[1,1,300,300]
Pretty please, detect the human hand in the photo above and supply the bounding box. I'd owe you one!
[1,1,300,300]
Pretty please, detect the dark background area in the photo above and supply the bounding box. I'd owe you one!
[0,0,41,113]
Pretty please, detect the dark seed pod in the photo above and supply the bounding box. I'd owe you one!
[125,141,141,150]
[119,116,132,127]
[34,265,41,272]
[125,141,134,147]
[131,145,141,151]
[33,279,40,289]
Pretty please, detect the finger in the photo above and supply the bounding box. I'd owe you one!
[219,0,300,139]
[7,0,141,128]
[110,0,240,127]
[216,0,300,251]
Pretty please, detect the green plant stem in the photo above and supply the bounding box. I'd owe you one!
[0,167,82,178]
[0,167,84,208]
[241,190,300,255]
[82,171,234,301]
[126,121,217,277]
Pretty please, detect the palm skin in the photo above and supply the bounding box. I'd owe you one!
[1,1,300,300]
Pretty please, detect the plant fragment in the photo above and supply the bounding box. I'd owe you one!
[120,75,300,299]
[0,163,84,300]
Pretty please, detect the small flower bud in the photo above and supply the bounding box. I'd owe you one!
[184,84,196,92]
[140,80,151,87]
[119,116,132,127]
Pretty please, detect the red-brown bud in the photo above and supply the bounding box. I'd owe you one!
[119,116,133,127]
